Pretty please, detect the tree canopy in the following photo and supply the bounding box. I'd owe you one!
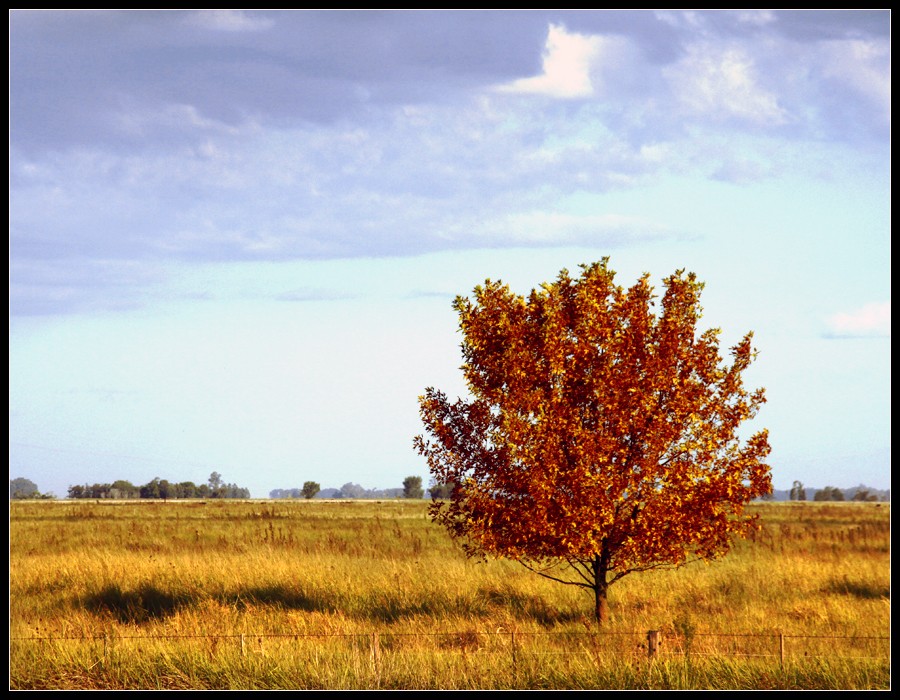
[403,476,425,499]
[302,481,321,499]
[415,260,771,623]
[10,477,40,499]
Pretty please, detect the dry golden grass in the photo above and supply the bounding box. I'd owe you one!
[9,499,890,689]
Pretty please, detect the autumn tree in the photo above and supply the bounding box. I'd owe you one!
[415,260,771,624]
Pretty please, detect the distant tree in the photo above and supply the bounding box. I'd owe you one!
[402,476,425,499]
[790,480,807,501]
[223,483,250,499]
[337,482,365,499]
[302,481,321,499]
[269,481,320,498]
[174,481,199,498]
[814,486,845,502]
[270,488,303,499]
[428,480,455,500]
[84,483,112,498]
[208,472,241,499]
[140,478,162,499]
[110,480,139,499]
[10,477,39,499]
[70,483,109,499]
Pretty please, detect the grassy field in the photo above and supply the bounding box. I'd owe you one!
[9,498,890,689]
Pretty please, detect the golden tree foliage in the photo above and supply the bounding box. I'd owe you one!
[415,260,771,623]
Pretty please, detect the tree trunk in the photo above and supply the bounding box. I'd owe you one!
[593,578,609,623]
[592,554,610,624]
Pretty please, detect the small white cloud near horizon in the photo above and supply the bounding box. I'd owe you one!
[499,23,600,99]
[825,301,890,338]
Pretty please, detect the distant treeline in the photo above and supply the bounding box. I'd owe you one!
[65,472,249,500]
[763,483,889,502]
[278,482,889,503]
[270,484,402,500]
[270,478,435,500]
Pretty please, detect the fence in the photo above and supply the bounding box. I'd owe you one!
[11,628,890,672]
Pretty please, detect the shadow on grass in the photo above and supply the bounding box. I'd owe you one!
[225,585,338,613]
[823,577,890,600]
[358,584,584,626]
[364,590,481,624]
[80,581,583,626]
[82,583,192,624]
[81,583,339,623]
[477,583,584,627]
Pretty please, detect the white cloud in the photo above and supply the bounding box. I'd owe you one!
[653,11,705,31]
[734,10,777,27]
[187,10,274,33]
[275,287,356,303]
[499,23,600,99]
[665,43,787,126]
[478,210,672,246]
[818,39,891,128]
[711,157,772,184]
[825,301,891,338]
[115,103,244,138]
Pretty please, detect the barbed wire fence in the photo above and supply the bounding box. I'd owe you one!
[11,628,890,676]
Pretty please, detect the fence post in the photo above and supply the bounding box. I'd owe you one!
[511,629,517,685]
[647,630,661,660]
[371,631,380,676]
[779,632,785,670]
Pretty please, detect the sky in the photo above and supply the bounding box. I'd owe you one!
[9,10,891,499]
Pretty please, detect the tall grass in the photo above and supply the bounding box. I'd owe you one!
[9,499,890,689]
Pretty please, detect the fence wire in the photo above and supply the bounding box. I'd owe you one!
[11,628,890,665]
